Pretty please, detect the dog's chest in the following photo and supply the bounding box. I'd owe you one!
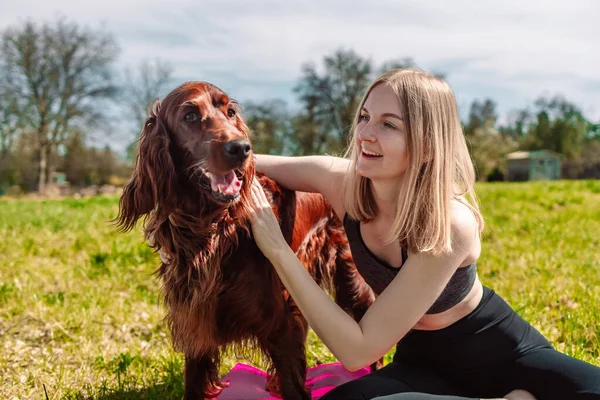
[213,252,289,337]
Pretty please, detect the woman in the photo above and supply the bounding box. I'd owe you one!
[247,69,600,400]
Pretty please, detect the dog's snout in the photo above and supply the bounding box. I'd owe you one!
[223,139,251,162]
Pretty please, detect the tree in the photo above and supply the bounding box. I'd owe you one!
[529,111,552,149]
[294,49,373,154]
[243,99,291,155]
[292,49,444,155]
[0,87,27,186]
[463,98,518,180]
[0,131,39,190]
[96,146,117,185]
[522,96,589,160]
[0,87,26,156]
[0,17,120,193]
[464,99,498,137]
[122,58,173,161]
[467,119,518,181]
[499,109,534,139]
[589,122,599,138]
[377,57,415,75]
[63,130,89,185]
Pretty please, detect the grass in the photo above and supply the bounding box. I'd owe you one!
[1,180,599,399]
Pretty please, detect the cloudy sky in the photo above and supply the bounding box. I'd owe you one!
[2,0,599,149]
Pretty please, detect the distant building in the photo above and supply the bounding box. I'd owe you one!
[51,171,68,184]
[506,150,563,181]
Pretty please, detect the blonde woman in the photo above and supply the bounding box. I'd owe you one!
[247,69,600,400]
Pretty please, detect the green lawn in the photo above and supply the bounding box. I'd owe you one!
[1,180,599,399]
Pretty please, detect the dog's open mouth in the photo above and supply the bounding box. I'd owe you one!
[199,169,244,203]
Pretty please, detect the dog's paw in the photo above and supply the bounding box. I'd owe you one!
[265,375,282,397]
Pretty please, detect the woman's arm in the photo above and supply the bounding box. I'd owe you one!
[248,180,479,371]
[254,154,348,193]
[254,154,349,219]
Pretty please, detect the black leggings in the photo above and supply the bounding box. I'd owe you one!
[321,286,600,400]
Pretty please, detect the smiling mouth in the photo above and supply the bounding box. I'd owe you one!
[361,149,383,159]
[198,169,244,203]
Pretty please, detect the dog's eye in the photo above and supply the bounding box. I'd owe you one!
[227,108,236,118]
[184,111,200,123]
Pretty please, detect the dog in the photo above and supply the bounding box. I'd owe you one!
[114,81,375,399]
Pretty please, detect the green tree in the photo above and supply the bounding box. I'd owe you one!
[292,49,444,155]
[464,99,517,180]
[522,96,589,160]
[498,109,534,140]
[243,99,290,155]
[63,130,89,185]
[467,120,518,181]
[289,103,336,156]
[0,131,39,190]
[293,48,373,154]
[95,146,117,185]
[464,99,498,137]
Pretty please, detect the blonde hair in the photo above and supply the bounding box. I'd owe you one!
[342,68,483,255]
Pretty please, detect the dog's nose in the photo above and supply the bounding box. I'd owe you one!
[223,139,252,162]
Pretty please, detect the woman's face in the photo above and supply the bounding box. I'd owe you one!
[354,83,410,182]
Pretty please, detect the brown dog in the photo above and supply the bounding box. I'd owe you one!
[115,82,375,399]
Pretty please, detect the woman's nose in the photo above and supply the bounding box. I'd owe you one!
[357,124,376,143]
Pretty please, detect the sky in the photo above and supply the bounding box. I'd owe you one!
[2,0,599,150]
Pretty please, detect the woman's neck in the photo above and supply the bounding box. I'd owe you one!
[370,179,402,220]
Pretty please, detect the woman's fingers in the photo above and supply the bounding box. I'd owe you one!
[250,178,269,208]
[248,179,270,224]
[254,180,268,203]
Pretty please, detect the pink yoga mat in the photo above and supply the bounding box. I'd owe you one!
[217,362,370,399]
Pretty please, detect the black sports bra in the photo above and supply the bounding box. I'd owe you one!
[343,214,477,314]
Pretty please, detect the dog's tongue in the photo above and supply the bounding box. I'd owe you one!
[209,171,241,195]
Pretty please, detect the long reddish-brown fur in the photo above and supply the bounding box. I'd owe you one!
[114,82,375,400]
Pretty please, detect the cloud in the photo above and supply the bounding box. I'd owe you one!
[2,0,599,126]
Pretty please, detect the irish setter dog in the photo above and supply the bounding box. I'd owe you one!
[115,82,375,400]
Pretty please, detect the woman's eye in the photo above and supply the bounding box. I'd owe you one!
[227,108,236,118]
[184,112,200,123]
[359,114,369,122]
[384,121,396,129]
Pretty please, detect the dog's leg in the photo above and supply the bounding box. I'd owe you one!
[262,303,311,400]
[184,349,226,400]
[333,249,384,371]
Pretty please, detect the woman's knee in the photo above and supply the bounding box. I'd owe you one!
[504,390,537,400]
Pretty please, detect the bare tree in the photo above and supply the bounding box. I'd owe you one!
[0,17,120,193]
[0,87,26,156]
[122,59,173,161]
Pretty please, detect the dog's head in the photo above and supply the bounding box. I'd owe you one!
[162,81,254,203]
[115,82,255,232]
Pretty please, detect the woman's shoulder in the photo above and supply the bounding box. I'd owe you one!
[450,198,481,262]
[450,199,480,245]
[311,156,351,219]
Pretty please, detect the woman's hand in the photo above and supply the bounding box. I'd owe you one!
[248,178,289,261]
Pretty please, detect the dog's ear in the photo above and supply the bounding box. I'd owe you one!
[114,101,177,232]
